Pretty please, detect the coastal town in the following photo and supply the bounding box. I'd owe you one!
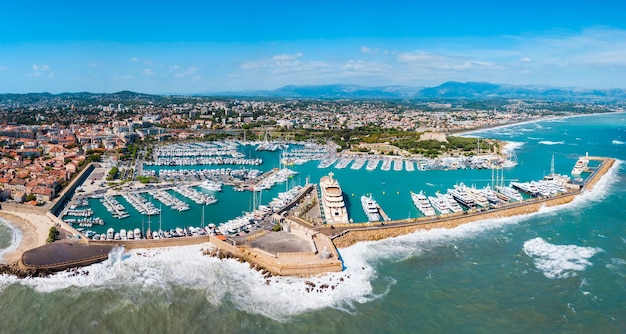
[0,92,622,207]
[0,92,621,277]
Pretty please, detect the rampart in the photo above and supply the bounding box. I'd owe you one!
[332,158,614,248]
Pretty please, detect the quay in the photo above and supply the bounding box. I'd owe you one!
[10,157,616,277]
[325,157,615,248]
[376,203,392,221]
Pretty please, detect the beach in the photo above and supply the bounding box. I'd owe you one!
[0,211,52,263]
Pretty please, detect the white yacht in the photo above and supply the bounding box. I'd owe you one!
[448,183,476,208]
[495,185,524,202]
[435,192,464,213]
[411,191,436,217]
[571,158,588,176]
[361,195,381,222]
[320,172,349,224]
[199,180,222,192]
[106,228,114,240]
[428,196,451,215]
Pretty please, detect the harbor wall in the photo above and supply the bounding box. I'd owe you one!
[332,194,576,248]
[50,163,96,216]
[208,234,342,276]
[88,235,211,250]
[332,158,614,249]
[20,252,110,271]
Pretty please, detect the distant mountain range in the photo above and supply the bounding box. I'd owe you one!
[2,82,626,104]
[212,82,626,101]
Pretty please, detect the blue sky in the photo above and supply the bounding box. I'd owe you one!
[1,0,626,94]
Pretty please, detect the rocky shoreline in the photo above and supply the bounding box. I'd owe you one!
[0,262,51,279]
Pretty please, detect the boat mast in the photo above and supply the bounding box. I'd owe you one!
[550,154,555,176]
[201,206,205,228]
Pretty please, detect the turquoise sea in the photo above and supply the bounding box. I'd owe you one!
[1,112,625,333]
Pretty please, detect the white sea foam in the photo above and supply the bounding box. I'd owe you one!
[0,159,621,319]
[538,140,564,145]
[612,140,625,145]
[501,141,525,153]
[0,218,23,263]
[523,237,602,279]
[0,242,383,321]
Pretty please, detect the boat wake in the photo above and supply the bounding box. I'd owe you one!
[523,237,602,279]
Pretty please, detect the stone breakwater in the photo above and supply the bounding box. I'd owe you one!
[332,158,614,249]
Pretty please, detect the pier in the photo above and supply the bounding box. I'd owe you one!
[376,203,391,221]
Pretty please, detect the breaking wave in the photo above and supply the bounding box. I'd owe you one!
[523,237,602,279]
[612,140,624,145]
[0,160,621,319]
[0,217,22,263]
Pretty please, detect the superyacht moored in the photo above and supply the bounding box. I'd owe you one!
[320,172,349,224]
[361,195,381,222]
[411,191,436,216]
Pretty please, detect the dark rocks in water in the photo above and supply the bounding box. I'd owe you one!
[0,262,51,278]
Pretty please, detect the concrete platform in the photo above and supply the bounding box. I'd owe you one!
[249,231,314,254]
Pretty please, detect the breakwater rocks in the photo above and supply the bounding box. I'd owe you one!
[202,247,274,278]
[0,262,51,278]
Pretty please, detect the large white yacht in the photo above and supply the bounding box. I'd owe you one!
[448,183,476,208]
[428,195,451,215]
[571,157,589,176]
[411,191,436,217]
[320,172,349,224]
[361,195,381,222]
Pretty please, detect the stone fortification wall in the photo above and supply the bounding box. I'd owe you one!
[333,193,577,248]
[88,235,211,249]
[50,163,95,216]
[332,158,614,249]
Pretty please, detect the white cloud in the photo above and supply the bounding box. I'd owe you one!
[361,46,379,54]
[397,51,501,71]
[520,57,532,63]
[89,63,97,67]
[342,60,391,74]
[142,68,156,76]
[29,64,52,78]
[130,57,139,62]
[242,53,306,71]
[170,66,200,78]
[0,66,8,71]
